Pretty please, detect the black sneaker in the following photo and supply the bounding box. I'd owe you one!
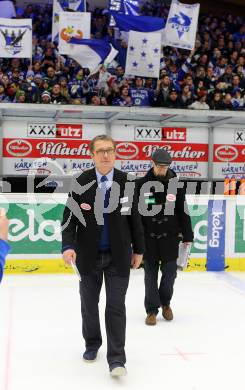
[83,350,98,362]
[109,362,127,377]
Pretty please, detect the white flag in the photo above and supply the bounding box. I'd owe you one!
[0,18,32,58]
[164,0,200,50]
[125,31,161,78]
[58,12,91,55]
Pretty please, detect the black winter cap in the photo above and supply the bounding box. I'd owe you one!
[152,149,172,165]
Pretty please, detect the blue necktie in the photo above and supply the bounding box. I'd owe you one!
[99,175,110,251]
[100,175,110,207]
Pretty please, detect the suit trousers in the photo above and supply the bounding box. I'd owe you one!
[144,258,177,314]
[79,253,129,365]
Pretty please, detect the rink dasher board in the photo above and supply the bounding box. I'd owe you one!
[0,194,244,274]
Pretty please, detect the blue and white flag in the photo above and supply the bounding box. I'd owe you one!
[109,0,140,16]
[111,12,165,33]
[125,31,161,78]
[68,0,85,12]
[52,0,64,42]
[164,0,200,50]
[0,18,32,58]
[109,0,140,27]
[68,38,118,73]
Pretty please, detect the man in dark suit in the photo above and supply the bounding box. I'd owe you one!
[62,135,144,377]
[137,149,193,326]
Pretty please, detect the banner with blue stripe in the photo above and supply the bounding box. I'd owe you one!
[207,200,226,271]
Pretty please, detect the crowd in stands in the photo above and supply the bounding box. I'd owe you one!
[0,1,244,110]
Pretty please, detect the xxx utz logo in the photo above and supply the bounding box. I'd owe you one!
[168,12,192,39]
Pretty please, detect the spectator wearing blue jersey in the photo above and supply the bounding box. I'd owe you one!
[129,77,154,107]
[231,88,244,110]
[0,208,10,283]
[233,25,245,42]
[112,85,132,106]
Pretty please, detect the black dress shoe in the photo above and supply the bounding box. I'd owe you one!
[109,362,127,377]
[83,350,98,362]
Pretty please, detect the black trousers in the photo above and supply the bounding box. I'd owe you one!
[144,259,177,314]
[79,253,129,365]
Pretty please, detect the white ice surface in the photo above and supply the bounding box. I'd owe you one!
[0,270,245,390]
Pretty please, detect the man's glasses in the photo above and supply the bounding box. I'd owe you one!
[94,148,115,156]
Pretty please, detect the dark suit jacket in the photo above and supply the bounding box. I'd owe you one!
[62,168,145,276]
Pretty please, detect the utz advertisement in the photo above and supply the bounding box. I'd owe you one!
[112,125,209,178]
[2,121,105,176]
[213,128,245,179]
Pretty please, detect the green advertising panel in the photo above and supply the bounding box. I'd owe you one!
[3,203,64,254]
[235,206,245,253]
[189,205,208,254]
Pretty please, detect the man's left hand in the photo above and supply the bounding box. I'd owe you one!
[131,254,143,269]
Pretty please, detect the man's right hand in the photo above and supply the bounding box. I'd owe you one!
[63,249,77,265]
[0,208,9,241]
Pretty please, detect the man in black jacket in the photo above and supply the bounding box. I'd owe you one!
[62,135,144,377]
[137,149,193,326]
